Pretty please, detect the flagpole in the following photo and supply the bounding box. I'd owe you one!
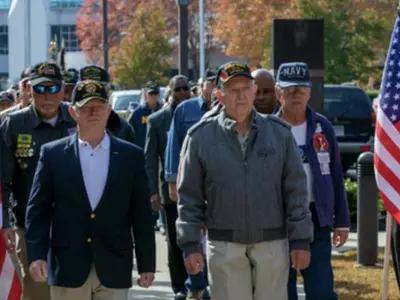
[381,213,392,300]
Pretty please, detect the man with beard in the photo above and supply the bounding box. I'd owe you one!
[0,62,76,300]
[144,75,195,300]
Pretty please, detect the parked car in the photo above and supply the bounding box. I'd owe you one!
[110,90,142,119]
[324,85,376,172]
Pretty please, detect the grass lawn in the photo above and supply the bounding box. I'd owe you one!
[332,248,398,299]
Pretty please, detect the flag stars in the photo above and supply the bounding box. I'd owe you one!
[384,92,390,99]
[396,83,400,89]
[391,114,397,122]
[395,94,400,100]
[383,103,388,110]
[390,60,395,66]
[393,104,399,111]
[394,38,398,44]
[388,71,393,78]
[387,82,392,88]
[392,49,397,55]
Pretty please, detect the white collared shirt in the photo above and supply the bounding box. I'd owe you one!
[78,133,110,211]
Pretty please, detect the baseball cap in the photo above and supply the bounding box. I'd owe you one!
[62,69,79,85]
[72,80,109,107]
[276,62,312,88]
[29,62,63,86]
[146,81,160,94]
[216,62,253,86]
[0,91,16,104]
[20,67,31,82]
[79,65,110,83]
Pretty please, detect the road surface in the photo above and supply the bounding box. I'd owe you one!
[129,233,306,299]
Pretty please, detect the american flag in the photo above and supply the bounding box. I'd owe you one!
[375,11,400,225]
[0,184,21,300]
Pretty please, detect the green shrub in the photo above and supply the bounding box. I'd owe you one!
[344,178,385,221]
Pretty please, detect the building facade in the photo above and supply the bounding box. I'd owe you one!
[5,0,83,89]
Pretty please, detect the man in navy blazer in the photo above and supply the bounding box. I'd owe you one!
[24,80,156,300]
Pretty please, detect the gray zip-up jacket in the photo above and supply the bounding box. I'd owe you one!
[176,109,313,255]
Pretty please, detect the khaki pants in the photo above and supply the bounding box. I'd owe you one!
[12,228,51,300]
[207,239,289,300]
[50,265,129,300]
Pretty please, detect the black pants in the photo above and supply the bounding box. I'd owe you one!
[391,220,400,290]
[164,203,188,294]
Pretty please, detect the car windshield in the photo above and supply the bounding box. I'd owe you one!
[324,87,373,118]
[114,94,141,111]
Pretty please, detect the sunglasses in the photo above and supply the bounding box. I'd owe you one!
[32,84,62,95]
[174,86,190,92]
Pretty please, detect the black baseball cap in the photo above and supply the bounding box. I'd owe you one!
[29,62,63,86]
[72,80,109,107]
[146,81,160,94]
[0,91,16,104]
[79,65,110,83]
[20,67,31,82]
[62,70,79,85]
[216,61,253,87]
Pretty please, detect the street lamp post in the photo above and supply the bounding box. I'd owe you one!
[176,0,189,77]
[102,0,109,71]
[199,0,205,79]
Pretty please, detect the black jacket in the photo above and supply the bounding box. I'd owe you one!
[0,103,76,228]
[25,134,155,288]
[107,110,136,144]
[144,106,175,204]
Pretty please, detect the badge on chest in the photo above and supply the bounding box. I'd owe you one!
[313,123,331,175]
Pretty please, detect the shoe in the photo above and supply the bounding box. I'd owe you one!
[174,292,187,300]
[202,287,211,299]
[186,290,204,300]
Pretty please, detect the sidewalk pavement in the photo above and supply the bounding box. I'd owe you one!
[129,231,387,299]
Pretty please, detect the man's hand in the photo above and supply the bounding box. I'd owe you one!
[150,194,162,212]
[137,273,155,288]
[29,260,48,282]
[2,228,16,253]
[184,252,204,275]
[169,183,177,201]
[332,229,349,248]
[291,250,310,270]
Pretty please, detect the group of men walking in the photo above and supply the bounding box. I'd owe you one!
[0,59,352,300]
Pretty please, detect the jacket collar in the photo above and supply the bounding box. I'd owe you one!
[217,107,258,132]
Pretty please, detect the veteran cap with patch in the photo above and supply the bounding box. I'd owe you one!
[0,91,16,104]
[216,62,253,86]
[62,69,79,85]
[20,67,32,82]
[146,81,160,94]
[29,62,63,86]
[72,80,109,107]
[276,62,312,88]
[79,65,110,83]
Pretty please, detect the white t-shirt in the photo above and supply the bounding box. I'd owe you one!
[291,121,315,203]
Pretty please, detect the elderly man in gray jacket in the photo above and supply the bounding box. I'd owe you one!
[176,61,313,300]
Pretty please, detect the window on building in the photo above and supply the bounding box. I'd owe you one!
[0,0,10,10]
[50,25,80,52]
[0,26,8,55]
[49,0,83,9]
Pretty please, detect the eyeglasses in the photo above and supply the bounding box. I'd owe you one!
[32,84,62,95]
[174,86,189,92]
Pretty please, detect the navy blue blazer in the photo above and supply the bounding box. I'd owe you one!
[24,133,155,289]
